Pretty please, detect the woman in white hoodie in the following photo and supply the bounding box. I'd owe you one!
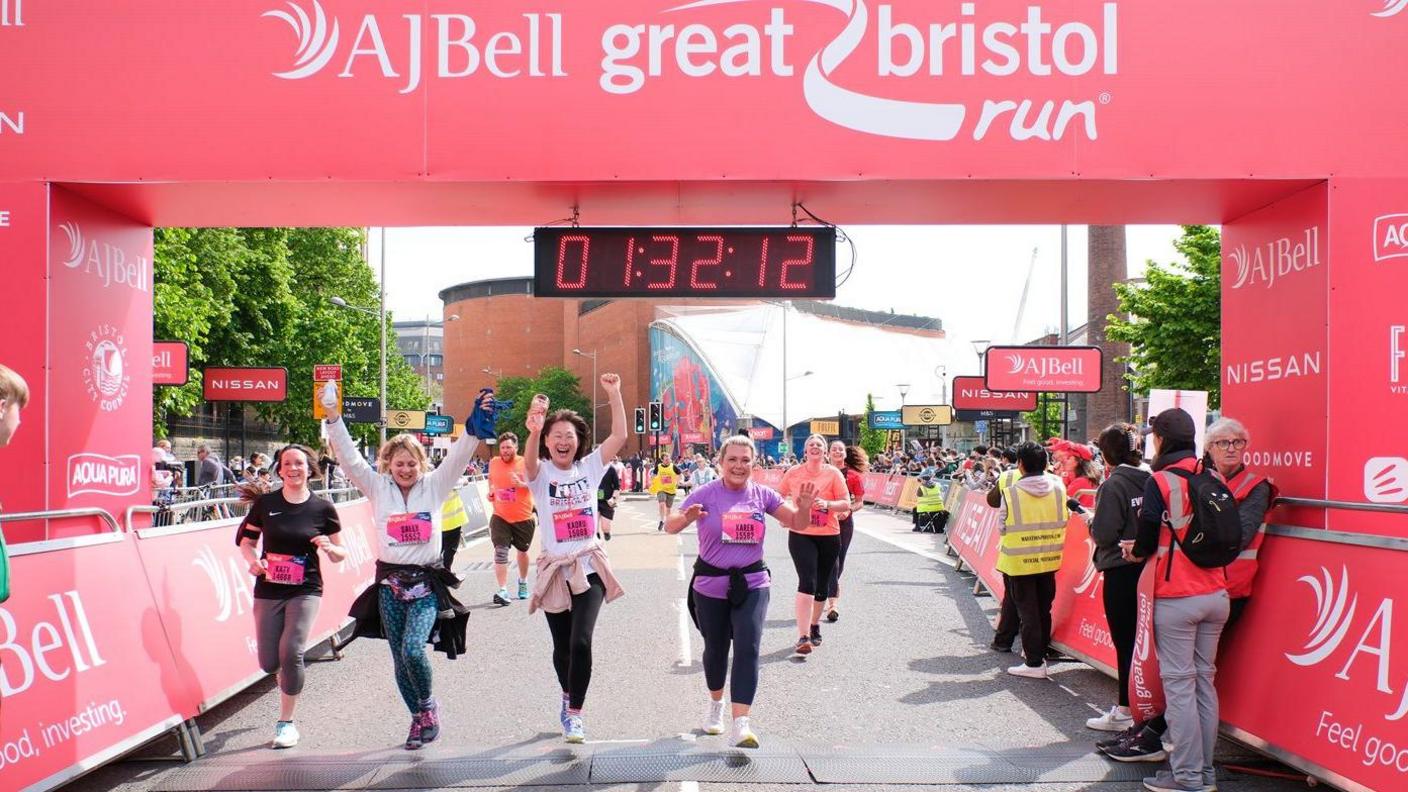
[323,384,482,750]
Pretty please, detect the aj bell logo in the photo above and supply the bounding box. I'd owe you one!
[1004,352,1083,378]
[1227,226,1320,289]
[262,0,1119,143]
[193,546,255,624]
[1374,214,1408,262]
[1373,0,1408,18]
[58,221,151,292]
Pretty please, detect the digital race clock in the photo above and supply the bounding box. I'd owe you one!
[533,226,837,299]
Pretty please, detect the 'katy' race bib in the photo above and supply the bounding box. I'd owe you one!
[809,502,830,528]
[496,487,517,502]
[265,553,308,585]
[552,507,595,542]
[722,511,765,544]
[387,512,433,544]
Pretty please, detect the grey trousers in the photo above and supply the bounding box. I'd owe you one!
[253,595,321,696]
[1154,591,1229,789]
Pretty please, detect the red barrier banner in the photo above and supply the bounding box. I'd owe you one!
[952,376,1038,411]
[130,499,378,715]
[1219,535,1408,792]
[152,341,189,386]
[984,346,1103,393]
[1221,183,1328,529]
[0,537,195,792]
[750,468,784,490]
[876,475,905,508]
[946,489,1004,598]
[202,367,288,402]
[1050,514,1118,672]
[0,183,50,528]
[861,472,891,504]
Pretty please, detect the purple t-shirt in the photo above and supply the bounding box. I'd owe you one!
[683,480,783,600]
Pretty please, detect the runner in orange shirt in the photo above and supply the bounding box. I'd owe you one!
[488,432,536,605]
[778,434,851,655]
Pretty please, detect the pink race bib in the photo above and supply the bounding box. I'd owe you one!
[265,553,307,585]
[722,511,764,544]
[496,487,516,502]
[553,507,595,542]
[809,504,830,528]
[660,475,674,486]
[387,512,433,544]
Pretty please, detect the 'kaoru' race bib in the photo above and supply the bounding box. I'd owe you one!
[387,512,433,544]
[722,511,764,544]
[552,507,595,542]
[265,553,307,585]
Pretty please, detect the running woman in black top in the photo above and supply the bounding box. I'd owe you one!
[238,444,347,749]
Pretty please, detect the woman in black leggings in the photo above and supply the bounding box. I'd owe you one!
[824,442,867,622]
[779,434,852,654]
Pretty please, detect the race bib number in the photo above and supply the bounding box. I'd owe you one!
[722,511,764,544]
[496,487,516,502]
[660,475,674,486]
[265,553,307,585]
[387,512,433,544]
[553,507,595,542]
[809,503,830,528]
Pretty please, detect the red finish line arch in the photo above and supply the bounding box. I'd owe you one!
[1,2,1407,791]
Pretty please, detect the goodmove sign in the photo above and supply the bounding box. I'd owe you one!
[983,346,1103,393]
[952,375,1038,411]
[202,367,288,402]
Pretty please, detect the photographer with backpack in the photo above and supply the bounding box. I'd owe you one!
[1117,407,1237,792]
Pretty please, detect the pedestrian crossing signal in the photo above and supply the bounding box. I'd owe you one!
[648,401,662,432]
[634,407,646,434]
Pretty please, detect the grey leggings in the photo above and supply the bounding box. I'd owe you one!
[1155,591,1229,790]
[253,595,320,695]
[693,587,769,706]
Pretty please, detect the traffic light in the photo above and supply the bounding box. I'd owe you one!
[648,401,662,432]
[634,406,646,434]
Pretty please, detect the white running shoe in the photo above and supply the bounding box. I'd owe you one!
[730,716,759,749]
[564,714,585,744]
[271,720,299,749]
[1086,705,1134,732]
[1006,662,1049,679]
[703,700,726,735]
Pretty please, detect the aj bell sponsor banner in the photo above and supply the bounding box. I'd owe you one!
[1220,536,1408,792]
[983,346,1102,392]
[0,183,49,523]
[1222,182,1328,529]
[952,375,1038,411]
[1324,180,1408,535]
[3,3,1408,182]
[47,188,154,525]
[152,341,189,386]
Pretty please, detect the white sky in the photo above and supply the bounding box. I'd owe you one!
[372,224,1188,403]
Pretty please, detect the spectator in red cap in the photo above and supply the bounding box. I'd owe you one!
[1060,442,1101,509]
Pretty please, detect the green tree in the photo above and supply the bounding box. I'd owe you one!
[1022,393,1065,442]
[489,367,592,444]
[1105,225,1223,407]
[858,393,887,459]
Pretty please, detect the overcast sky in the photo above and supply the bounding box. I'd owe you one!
[372,224,1189,387]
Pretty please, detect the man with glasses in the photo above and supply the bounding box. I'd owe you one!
[1204,417,1277,628]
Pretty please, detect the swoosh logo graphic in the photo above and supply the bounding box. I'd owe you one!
[1006,354,1025,375]
[1285,565,1357,667]
[1229,245,1249,289]
[1373,0,1408,17]
[60,221,85,268]
[264,0,341,79]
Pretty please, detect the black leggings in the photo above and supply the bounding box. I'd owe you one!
[788,532,841,602]
[825,517,855,599]
[694,587,770,706]
[1101,562,1143,707]
[544,573,606,710]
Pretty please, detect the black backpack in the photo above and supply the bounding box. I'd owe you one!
[1163,466,1242,571]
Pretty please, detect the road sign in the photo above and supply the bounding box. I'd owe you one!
[342,397,381,423]
[313,363,343,420]
[954,409,1020,421]
[386,410,427,431]
[810,419,839,436]
[424,414,454,435]
[868,410,903,430]
[901,405,954,426]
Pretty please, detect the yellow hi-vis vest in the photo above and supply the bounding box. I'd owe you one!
[916,483,945,513]
[996,474,1069,576]
[441,490,469,532]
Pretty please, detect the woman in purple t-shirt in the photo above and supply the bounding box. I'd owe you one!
[666,435,813,749]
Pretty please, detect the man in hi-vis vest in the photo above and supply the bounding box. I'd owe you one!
[986,441,1069,679]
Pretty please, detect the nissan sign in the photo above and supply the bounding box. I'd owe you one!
[202,367,288,402]
[952,375,1038,411]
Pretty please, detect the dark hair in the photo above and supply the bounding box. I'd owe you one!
[1002,448,1018,464]
[273,444,319,479]
[974,445,989,456]
[539,409,591,462]
[1097,423,1142,467]
[844,445,870,473]
[498,431,519,446]
[1015,441,1048,474]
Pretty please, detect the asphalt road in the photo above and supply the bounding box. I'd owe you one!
[65,496,1307,792]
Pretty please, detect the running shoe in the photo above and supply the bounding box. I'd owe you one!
[988,640,1014,653]
[517,579,529,600]
[826,607,839,623]
[657,521,664,532]
[271,720,299,749]
[559,694,570,731]
[730,716,759,749]
[564,714,586,744]
[1096,724,1139,752]
[809,624,823,647]
[1103,727,1169,763]
[404,716,424,751]
[794,636,812,655]
[1141,770,1209,791]
[703,700,726,735]
[604,532,612,541]
[1006,662,1049,679]
[419,699,440,744]
[493,588,511,606]
[1086,705,1134,732]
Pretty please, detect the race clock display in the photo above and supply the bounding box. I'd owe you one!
[533,226,837,299]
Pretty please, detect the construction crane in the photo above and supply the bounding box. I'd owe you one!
[1010,246,1039,343]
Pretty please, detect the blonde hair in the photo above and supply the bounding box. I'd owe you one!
[805,433,828,448]
[719,435,757,461]
[0,364,27,408]
[377,434,429,476]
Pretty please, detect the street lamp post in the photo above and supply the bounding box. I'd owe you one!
[330,291,387,445]
[572,348,599,443]
[935,365,948,449]
[897,382,910,454]
[782,369,812,460]
[971,340,991,443]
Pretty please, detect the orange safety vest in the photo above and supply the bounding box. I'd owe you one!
[1223,467,1278,599]
[1151,458,1228,599]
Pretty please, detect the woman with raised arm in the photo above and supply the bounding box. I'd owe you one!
[323,382,482,751]
[666,435,815,749]
[523,373,628,744]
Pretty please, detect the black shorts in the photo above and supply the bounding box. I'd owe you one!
[597,501,615,520]
[489,515,535,552]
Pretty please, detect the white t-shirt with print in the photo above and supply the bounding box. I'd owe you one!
[528,449,608,575]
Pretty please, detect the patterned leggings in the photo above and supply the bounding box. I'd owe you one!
[379,586,438,714]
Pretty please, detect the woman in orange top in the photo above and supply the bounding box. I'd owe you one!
[778,434,851,655]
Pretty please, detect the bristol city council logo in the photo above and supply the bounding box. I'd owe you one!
[83,324,130,412]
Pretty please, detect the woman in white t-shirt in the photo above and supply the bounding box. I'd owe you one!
[523,373,628,744]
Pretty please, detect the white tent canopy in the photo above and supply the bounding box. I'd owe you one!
[652,303,969,431]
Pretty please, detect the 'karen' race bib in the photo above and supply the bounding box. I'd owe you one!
[496,487,517,502]
[552,507,595,542]
[387,512,433,544]
[265,553,307,585]
[722,511,764,544]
